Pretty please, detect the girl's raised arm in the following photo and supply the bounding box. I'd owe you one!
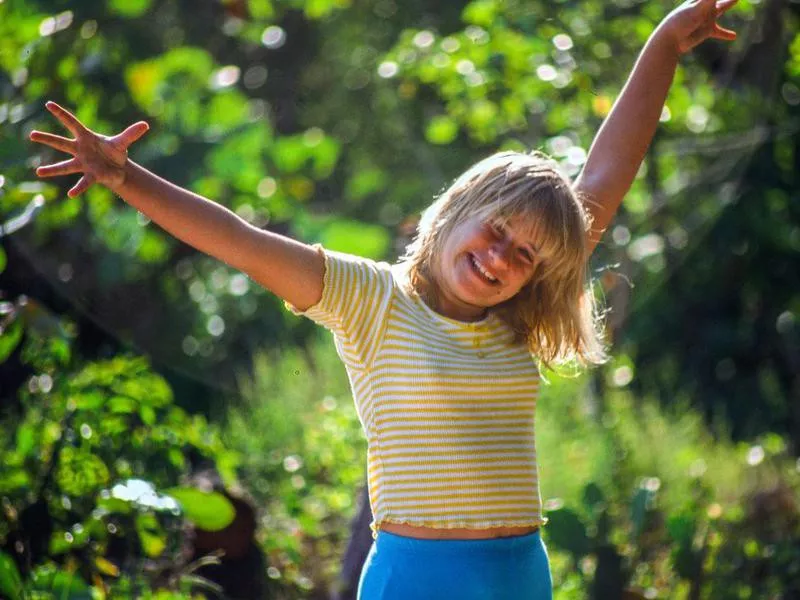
[574,0,738,254]
[30,102,324,311]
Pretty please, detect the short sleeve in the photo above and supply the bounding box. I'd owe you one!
[286,245,394,370]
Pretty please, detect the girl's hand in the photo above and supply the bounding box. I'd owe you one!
[662,0,738,55]
[30,101,149,197]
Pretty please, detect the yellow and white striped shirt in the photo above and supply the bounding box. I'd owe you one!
[290,247,544,537]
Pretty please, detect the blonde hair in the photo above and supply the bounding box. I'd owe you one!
[400,151,607,368]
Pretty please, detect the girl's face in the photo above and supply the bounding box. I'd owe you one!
[431,214,548,321]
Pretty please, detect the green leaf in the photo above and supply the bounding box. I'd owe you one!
[49,338,71,366]
[56,448,110,496]
[0,319,23,364]
[0,246,6,274]
[165,487,235,532]
[666,513,696,544]
[425,115,459,145]
[207,91,249,131]
[108,395,138,414]
[168,447,185,469]
[0,469,30,493]
[309,136,340,179]
[49,530,73,556]
[137,230,171,263]
[544,507,590,558]
[462,0,499,27]
[97,496,134,515]
[94,556,120,577]
[125,47,215,118]
[0,551,24,600]
[135,512,167,558]
[304,0,345,19]
[29,564,91,598]
[109,0,154,18]
[72,392,105,410]
[15,423,35,458]
[582,482,605,512]
[272,136,309,173]
[248,0,275,19]
[668,515,703,581]
[345,168,388,202]
[140,404,157,426]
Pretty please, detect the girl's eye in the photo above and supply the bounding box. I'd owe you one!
[519,248,534,263]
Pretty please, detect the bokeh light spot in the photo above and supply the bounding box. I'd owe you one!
[553,34,573,51]
[536,65,557,82]
[262,26,286,49]
[413,30,435,49]
[747,445,765,466]
[377,61,399,78]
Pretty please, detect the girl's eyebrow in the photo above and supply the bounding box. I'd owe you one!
[511,223,541,255]
[493,218,541,256]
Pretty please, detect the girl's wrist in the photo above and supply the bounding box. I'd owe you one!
[109,160,135,195]
[650,22,684,59]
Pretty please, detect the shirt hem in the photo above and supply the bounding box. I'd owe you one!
[370,516,547,538]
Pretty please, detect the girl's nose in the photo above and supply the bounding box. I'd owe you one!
[488,240,512,267]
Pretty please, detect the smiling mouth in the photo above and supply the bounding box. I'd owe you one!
[468,253,499,286]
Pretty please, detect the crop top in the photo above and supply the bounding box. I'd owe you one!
[288,246,544,538]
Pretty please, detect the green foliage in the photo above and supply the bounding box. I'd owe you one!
[109,0,153,19]
[224,338,365,596]
[319,219,391,259]
[0,320,24,364]
[28,563,92,599]
[0,552,24,600]
[425,115,460,145]
[0,313,238,598]
[537,372,800,598]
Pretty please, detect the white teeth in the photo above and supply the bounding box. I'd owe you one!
[471,255,497,283]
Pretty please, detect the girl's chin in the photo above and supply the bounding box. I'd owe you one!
[450,277,499,311]
[455,278,513,309]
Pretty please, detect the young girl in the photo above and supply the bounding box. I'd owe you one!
[30,1,737,597]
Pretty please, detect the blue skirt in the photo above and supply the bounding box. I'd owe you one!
[357,530,552,600]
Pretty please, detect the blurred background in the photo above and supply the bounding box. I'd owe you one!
[1,0,799,598]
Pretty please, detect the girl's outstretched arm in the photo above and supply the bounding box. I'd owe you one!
[574,0,738,254]
[31,102,324,311]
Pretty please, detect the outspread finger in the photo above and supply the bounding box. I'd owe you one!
[30,130,76,155]
[712,25,737,40]
[36,157,82,178]
[45,101,87,137]
[68,174,94,197]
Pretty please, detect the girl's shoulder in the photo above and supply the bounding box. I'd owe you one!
[389,261,411,290]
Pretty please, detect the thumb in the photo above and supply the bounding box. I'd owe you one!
[68,174,95,198]
[711,24,737,41]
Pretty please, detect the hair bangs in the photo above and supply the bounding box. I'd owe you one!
[486,174,589,278]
